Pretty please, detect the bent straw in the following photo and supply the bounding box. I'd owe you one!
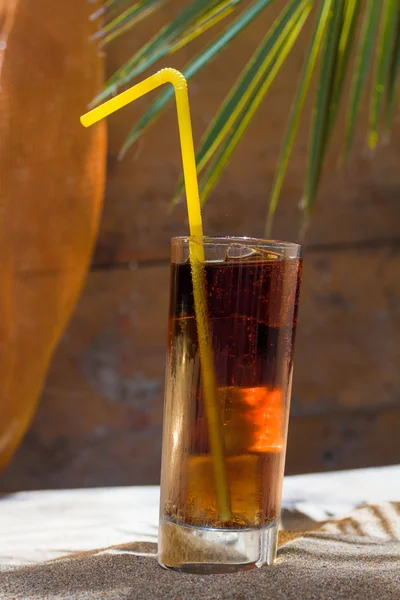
[81,68,231,521]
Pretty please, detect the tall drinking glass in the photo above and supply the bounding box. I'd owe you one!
[158,237,302,573]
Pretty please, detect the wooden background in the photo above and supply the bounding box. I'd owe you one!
[2,2,400,490]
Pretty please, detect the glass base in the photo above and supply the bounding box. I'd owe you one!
[158,518,278,574]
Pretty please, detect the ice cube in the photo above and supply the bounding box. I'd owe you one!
[225,243,280,262]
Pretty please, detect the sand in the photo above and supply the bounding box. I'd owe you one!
[1,503,399,600]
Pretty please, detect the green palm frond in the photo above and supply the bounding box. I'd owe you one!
[94,0,400,233]
[343,0,380,163]
[91,0,168,47]
[385,14,400,129]
[118,0,275,158]
[302,0,344,220]
[90,0,130,21]
[91,0,242,107]
[327,0,361,134]
[368,0,400,149]
[172,0,312,205]
[169,0,243,54]
[266,0,335,235]
[199,1,311,205]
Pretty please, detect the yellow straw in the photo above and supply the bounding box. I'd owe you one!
[81,68,231,521]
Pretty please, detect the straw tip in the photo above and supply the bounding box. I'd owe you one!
[80,114,92,128]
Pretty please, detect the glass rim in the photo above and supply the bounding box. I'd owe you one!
[171,235,302,253]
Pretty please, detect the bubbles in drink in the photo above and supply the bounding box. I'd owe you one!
[161,253,302,530]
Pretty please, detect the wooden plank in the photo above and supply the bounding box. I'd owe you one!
[95,1,400,265]
[294,244,400,414]
[2,408,399,491]
[1,245,399,490]
[286,406,400,475]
